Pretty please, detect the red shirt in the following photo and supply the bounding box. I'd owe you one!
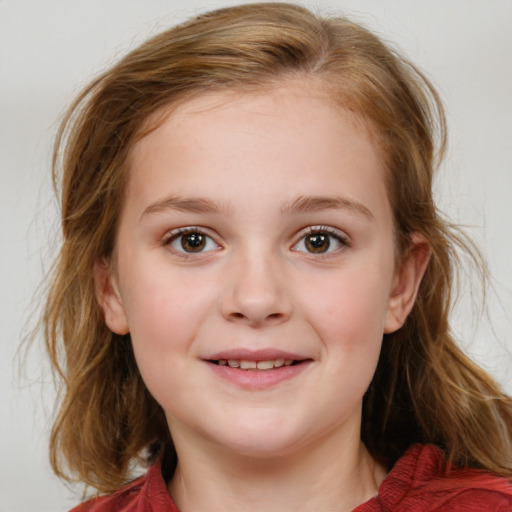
[72,444,512,511]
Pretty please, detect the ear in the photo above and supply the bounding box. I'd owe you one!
[93,259,130,335]
[384,234,430,334]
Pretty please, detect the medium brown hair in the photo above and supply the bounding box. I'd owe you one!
[44,2,512,492]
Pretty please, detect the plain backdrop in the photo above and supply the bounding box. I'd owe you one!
[1,1,511,511]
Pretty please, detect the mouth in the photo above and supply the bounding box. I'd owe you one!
[204,351,313,389]
[208,358,306,370]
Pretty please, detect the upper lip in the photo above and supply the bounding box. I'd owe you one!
[205,348,310,361]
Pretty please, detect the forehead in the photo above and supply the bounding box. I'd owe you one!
[124,82,389,218]
[133,79,379,157]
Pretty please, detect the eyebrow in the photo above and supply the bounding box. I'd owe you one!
[142,196,231,218]
[280,195,374,220]
[141,194,373,220]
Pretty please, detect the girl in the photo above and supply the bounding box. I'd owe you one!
[44,3,512,511]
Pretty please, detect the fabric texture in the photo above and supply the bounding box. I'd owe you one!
[70,444,512,512]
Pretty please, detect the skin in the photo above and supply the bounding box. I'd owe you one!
[96,81,429,512]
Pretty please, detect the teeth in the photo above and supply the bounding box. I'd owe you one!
[240,360,257,369]
[217,358,297,370]
[256,360,274,370]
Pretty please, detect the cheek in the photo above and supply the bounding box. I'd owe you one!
[303,266,393,346]
[311,269,390,398]
[120,265,217,364]
[121,271,216,410]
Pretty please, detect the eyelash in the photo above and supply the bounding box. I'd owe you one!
[162,225,350,258]
[292,226,350,256]
[163,226,220,257]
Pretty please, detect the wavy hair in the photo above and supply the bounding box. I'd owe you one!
[44,2,512,492]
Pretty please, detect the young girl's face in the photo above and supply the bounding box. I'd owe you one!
[98,81,424,458]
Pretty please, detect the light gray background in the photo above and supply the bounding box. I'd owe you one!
[1,1,511,511]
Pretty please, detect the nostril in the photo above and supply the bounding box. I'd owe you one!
[228,311,284,323]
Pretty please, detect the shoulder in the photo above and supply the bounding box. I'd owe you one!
[69,463,179,512]
[364,444,512,512]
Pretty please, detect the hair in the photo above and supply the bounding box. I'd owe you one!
[44,2,512,493]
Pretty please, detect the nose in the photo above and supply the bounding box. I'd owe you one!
[221,251,293,327]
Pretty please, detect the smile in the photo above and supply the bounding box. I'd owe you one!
[212,359,296,370]
[205,355,312,389]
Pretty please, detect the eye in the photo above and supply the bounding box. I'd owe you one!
[166,228,219,254]
[293,227,347,254]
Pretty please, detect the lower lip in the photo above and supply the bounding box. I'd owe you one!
[205,361,312,390]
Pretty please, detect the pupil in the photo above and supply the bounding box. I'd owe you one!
[306,234,329,253]
[181,233,205,252]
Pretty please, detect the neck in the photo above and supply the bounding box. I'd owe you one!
[168,422,386,512]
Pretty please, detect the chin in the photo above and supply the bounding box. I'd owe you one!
[221,436,302,459]
[205,417,316,459]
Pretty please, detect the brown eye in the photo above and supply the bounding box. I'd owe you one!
[180,233,206,252]
[293,228,347,255]
[168,229,219,254]
[305,233,330,253]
